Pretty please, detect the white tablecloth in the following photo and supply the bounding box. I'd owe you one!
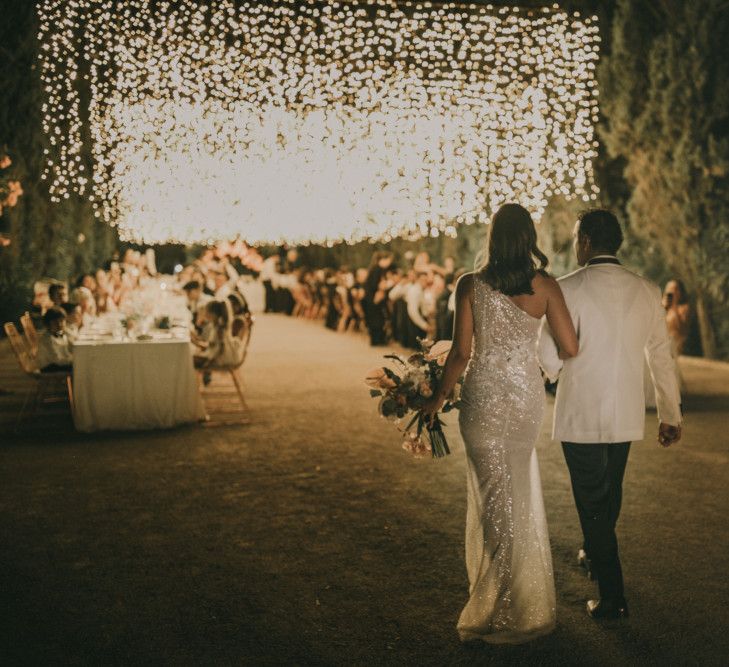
[72,337,205,432]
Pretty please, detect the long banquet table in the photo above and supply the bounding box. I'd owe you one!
[71,279,205,432]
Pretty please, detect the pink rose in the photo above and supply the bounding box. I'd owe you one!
[402,431,432,458]
[419,381,433,398]
[425,339,452,366]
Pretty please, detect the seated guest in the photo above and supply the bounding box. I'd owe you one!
[60,302,83,340]
[48,282,68,308]
[94,269,116,312]
[76,273,97,293]
[192,300,243,369]
[70,286,97,324]
[212,270,233,299]
[108,262,128,307]
[183,280,211,325]
[189,269,214,297]
[37,307,73,372]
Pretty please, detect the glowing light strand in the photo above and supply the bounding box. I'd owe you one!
[38,0,600,245]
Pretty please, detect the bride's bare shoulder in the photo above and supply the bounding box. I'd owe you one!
[532,271,559,294]
[456,271,477,291]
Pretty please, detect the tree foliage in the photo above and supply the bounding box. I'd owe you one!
[0,1,117,325]
[599,0,729,358]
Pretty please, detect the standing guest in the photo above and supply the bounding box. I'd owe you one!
[403,271,433,348]
[413,251,431,273]
[662,279,690,393]
[37,307,73,372]
[335,268,355,332]
[324,269,342,330]
[260,254,280,313]
[388,270,412,347]
[364,251,393,346]
[662,279,691,355]
[347,268,368,332]
[436,271,460,341]
[291,269,314,318]
[48,282,68,308]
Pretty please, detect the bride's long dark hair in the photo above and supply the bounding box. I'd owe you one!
[479,203,549,296]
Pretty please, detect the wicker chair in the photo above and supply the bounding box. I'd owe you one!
[3,321,73,430]
[198,315,253,420]
[19,311,39,358]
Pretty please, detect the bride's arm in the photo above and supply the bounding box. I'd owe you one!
[544,278,579,359]
[422,273,474,420]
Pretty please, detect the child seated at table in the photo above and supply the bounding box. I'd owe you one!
[37,307,73,372]
[192,300,243,370]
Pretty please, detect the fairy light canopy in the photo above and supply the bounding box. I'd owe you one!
[38,0,600,245]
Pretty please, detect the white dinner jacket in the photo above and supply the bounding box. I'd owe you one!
[538,258,682,443]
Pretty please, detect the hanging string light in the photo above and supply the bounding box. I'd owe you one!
[37,0,600,245]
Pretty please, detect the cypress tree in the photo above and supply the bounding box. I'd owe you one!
[600,0,729,358]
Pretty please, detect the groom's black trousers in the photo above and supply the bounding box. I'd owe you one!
[561,442,631,602]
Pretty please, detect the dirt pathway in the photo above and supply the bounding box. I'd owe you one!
[1,314,728,665]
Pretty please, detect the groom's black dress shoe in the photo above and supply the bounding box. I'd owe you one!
[587,598,629,619]
[577,549,595,580]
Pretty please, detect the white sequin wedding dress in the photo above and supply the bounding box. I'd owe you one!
[457,275,556,644]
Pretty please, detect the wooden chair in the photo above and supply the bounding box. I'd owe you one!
[19,311,39,358]
[3,321,73,431]
[198,315,254,421]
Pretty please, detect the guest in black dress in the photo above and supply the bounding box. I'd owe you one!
[364,251,393,346]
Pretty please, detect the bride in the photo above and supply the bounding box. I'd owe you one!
[423,203,578,644]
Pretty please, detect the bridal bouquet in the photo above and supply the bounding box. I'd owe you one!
[365,339,462,458]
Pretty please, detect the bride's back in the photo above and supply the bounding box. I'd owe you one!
[467,271,543,371]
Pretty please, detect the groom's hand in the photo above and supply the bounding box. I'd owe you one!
[658,422,682,447]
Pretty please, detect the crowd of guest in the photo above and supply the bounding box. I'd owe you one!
[261,248,463,349]
[22,239,696,373]
[259,246,697,362]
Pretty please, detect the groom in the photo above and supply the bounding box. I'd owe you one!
[538,209,682,619]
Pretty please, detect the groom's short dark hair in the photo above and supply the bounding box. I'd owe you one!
[578,209,623,254]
